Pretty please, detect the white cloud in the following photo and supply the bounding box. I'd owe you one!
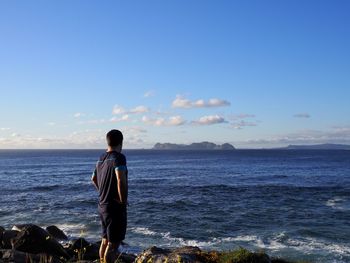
[168,116,186,126]
[142,115,186,126]
[231,120,257,129]
[244,126,350,146]
[294,113,311,118]
[112,105,125,115]
[129,105,149,114]
[207,98,231,107]
[142,116,165,126]
[110,114,129,123]
[230,114,256,120]
[74,112,85,118]
[192,115,226,125]
[112,105,149,115]
[47,122,56,126]
[144,90,155,98]
[78,119,106,125]
[172,96,192,108]
[121,126,147,134]
[0,128,10,131]
[172,95,230,109]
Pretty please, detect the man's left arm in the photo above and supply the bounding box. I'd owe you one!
[91,169,98,190]
[116,169,128,204]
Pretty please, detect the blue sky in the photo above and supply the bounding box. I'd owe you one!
[0,0,349,149]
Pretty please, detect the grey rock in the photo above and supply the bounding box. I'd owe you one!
[71,238,90,250]
[11,224,69,260]
[0,249,63,263]
[46,225,68,241]
[66,238,99,261]
[1,230,19,249]
[135,246,202,263]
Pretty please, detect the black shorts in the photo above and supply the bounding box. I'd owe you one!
[98,202,127,243]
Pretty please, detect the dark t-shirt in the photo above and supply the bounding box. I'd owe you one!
[93,151,128,205]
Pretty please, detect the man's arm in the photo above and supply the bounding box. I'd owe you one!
[91,170,98,190]
[116,169,128,204]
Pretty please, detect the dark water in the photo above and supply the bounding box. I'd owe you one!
[0,149,349,262]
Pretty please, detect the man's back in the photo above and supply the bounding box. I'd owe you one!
[95,151,127,205]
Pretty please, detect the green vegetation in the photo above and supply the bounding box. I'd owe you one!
[197,247,309,263]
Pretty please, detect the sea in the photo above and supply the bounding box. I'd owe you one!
[0,149,349,262]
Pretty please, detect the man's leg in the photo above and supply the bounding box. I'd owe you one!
[99,238,108,262]
[104,241,121,263]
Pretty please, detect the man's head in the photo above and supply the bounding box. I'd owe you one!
[106,129,123,147]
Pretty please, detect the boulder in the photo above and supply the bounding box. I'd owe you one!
[71,237,90,250]
[66,238,99,261]
[11,224,69,260]
[1,230,19,249]
[11,224,29,232]
[135,246,202,263]
[0,227,4,248]
[0,249,63,263]
[46,225,68,241]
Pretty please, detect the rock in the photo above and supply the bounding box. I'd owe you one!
[11,224,29,232]
[119,252,137,263]
[1,230,19,249]
[11,224,69,260]
[66,238,99,261]
[105,252,137,263]
[0,249,63,263]
[1,249,28,262]
[0,227,4,248]
[216,247,271,263]
[46,225,68,241]
[71,237,91,250]
[135,246,203,263]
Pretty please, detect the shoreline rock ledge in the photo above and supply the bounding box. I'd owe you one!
[1,224,299,263]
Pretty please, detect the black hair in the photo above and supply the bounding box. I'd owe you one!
[106,129,123,147]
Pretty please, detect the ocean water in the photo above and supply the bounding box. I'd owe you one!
[0,149,349,262]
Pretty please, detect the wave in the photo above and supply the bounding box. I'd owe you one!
[130,227,350,259]
[29,184,62,191]
[53,223,98,241]
[326,197,350,211]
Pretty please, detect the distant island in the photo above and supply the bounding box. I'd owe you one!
[280,143,350,150]
[153,141,235,150]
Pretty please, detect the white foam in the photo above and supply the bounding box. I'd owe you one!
[130,227,218,247]
[287,237,350,256]
[52,223,98,240]
[130,227,158,236]
[130,227,350,259]
[326,197,349,210]
[221,235,259,242]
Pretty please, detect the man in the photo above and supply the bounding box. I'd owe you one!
[91,129,128,263]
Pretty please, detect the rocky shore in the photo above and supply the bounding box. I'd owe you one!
[0,224,302,263]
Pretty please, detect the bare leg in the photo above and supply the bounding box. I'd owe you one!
[104,241,120,263]
[99,238,108,262]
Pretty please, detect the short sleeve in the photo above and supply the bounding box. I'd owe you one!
[114,154,127,171]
